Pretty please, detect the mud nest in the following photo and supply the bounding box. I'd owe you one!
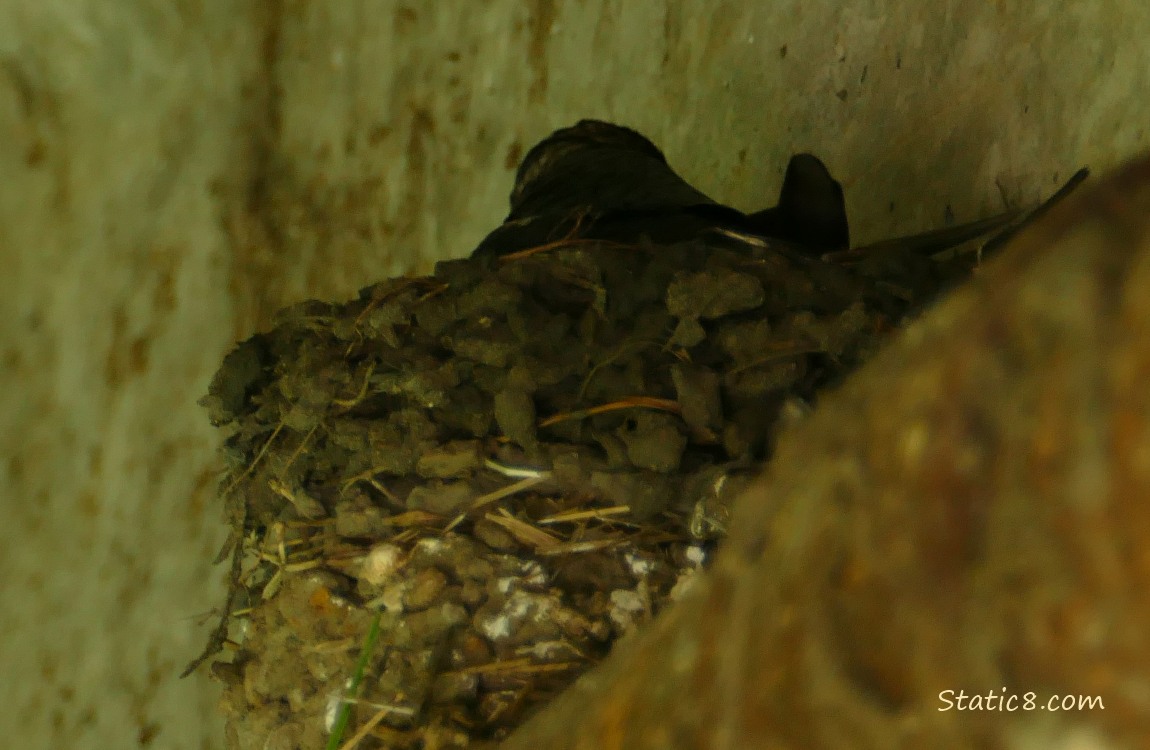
[191,121,1067,749]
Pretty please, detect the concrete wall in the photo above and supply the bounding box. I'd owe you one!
[0,3,262,748]
[1,2,1147,748]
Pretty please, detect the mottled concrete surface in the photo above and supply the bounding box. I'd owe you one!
[0,2,1147,748]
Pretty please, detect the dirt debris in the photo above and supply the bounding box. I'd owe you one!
[201,236,975,748]
[192,121,1081,748]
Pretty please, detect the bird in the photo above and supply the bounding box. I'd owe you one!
[471,119,850,259]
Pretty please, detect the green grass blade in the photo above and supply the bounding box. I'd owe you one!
[326,609,383,750]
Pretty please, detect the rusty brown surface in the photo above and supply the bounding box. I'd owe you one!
[496,159,1150,749]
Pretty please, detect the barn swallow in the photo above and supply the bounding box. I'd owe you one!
[471,119,1086,265]
[471,120,850,258]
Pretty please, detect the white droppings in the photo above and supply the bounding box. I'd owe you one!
[324,690,345,733]
[624,551,653,577]
[359,543,405,587]
[519,560,546,586]
[506,593,531,620]
[480,613,511,640]
[380,582,407,614]
[609,588,646,630]
[519,640,571,660]
[479,591,556,641]
[415,537,445,554]
[507,590,554,621]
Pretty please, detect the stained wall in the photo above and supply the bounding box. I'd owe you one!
[1,3,1146,748]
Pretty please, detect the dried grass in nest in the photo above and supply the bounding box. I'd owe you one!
[187,142,1085,748]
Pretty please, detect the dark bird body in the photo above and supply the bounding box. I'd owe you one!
[472,120,850,258]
